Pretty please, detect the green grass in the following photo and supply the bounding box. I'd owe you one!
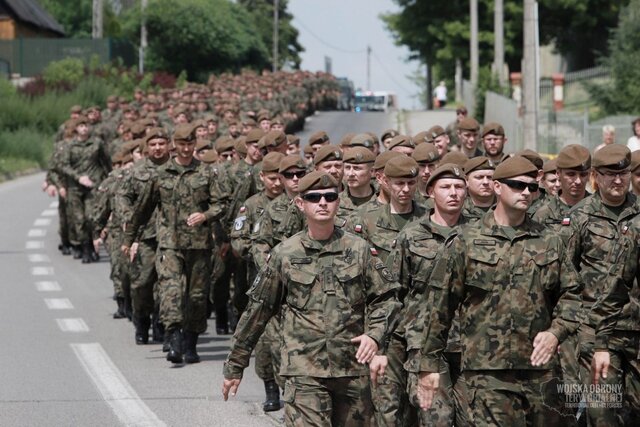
[0,128,54,169]
[0,157,41,176]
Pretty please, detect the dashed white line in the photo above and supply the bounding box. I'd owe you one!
[28,254,51,263]
[35,281,62,292]
[31,266,54,276]
[71,343,166,427]
[25,241,44,250]
[45,298,74,310]
[56,318,89,332]
[41,209,57,217]
[33,218,52,227]
[27,229,46,237]
[49,201,59,208]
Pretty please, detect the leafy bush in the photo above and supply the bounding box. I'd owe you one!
[42,58,85,87]
[0,78,16,98]
[0,128,53,168]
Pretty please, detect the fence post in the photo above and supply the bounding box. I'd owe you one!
[18,37,23,76]
[552,73,564,111]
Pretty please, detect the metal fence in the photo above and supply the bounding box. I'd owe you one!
[539,66,610,110]
[0,38,135,77]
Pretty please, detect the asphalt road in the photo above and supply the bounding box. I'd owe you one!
[0,111,395,427]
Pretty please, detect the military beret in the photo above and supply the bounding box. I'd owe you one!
[344,147,376,164]
[339,132,356,147]
[515,149,543,169]
[592,144,631,170]
[440,151,469,167]
[215,136,235,153]
[173,123,195,142]
[120,151,134,165]
[313,145,343,165]
[298,171,339,193]
[87,105,101,113]
[464,156,495,174]
[271,116,284,126]
[381,128,399,142]
[70,105,83,114]
[384,155,419,178]
[71,116,89,127]
[373,150,403,171]
[118,96,128,103]
[262,152,285,172]
[482,122,505,138]
[457,117,480,132]
[556,144,591,170]
[543,158,557,174]
[243,118,257,127]
[427,163,467,188]
[173,107,190,118]
[144,127,170,144]
[493,156,538,180]
[303,144,315,155]
[426,125,447,142]
[257,112,271,123]
[121,139,141,155]
[139,118,156,127]
[192,119,208,130]
[631,150,640,172]
[245,129,265,145]
[388,135,416,150]
[199,149,218,164]
[413,131,429,145]
[309,130,330,146]
[111,151,124,164]
[226,118,239,127]
[279,155,307,173]
[130,122,147,139]
[263,130,287,148]
[235,137,247,156]
[412,143,440,164]
[107,95,118,103]
[349,133,376,148]
[287,134,301,145]
[366,132,380,145]
[203,114,219,123]
[195,139,213,152]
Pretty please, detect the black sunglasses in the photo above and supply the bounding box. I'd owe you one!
[282,170,306,179]
[301,192,339,203]
[499,179,539,192]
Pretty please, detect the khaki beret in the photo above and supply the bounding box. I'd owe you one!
[242,118,257,127]
[144,127,170,144]
[263,130,287,148]
[349,133,375,148]
[384,155,419,178]
[339,132,356,147]
[556,144,591,170]
[412,143,440,164]
[309,130,330,146]
[257,112,271,123]
[373,151,403,171]
[87,105,100,113]
[515,149,543,169]
[313,145,343,165]
[262,152,285,172]
[298,171,339,193]
[426,125,446,142]
[107,95,118,103]
[234,137,247,156]
[121,139,141,155]
[413,131,429,145]
[344,147,376,164]
[482,122,505,138]
[271,116,284,125]
[192,119,208,130]
[381,128,399,142]
[458,117,480,132]
[195,139,213,152]
[427,163,467,188]
[119,151,133,165]
[215,136,235,153]
[287,134,301,145]
[493,156,538,180]
[173,123,195,142]
[543,158,557,174]
[440,151,469,167]
[366,132,380,145]
[303,144,315,155]
[71,116,89,127]
[199,149,218,164]
[388,135,415,150]
[130,122,147,138]
[464,156,495,174]
[111,151,124,164]
[279,155,307,173]
[70,105,83,114]
[203,114,219,123]
[631,150,640,172]
[245,129,265,144]
[593,144,631,170]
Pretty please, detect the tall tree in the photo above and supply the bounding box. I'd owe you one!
[40,0,122,38]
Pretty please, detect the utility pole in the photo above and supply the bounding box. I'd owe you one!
[470,0,479,90]
[139,0,147,74]
[523,0,538,150]
[92,0,103,39]
[366,45,371,91]
[494,0,505,86]
[273,0,279,72]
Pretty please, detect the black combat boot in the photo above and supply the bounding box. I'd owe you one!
[123,295,133,321]
[166,328,183,364]
[81,242,92,264]
[61,245,72,255]
[72,245,82,259]
[183,331,200,364]
[134,315,150,345]
[263,380,281,412]
[90,247,100,262]
[113,297,126,319]
[228,306,238,334]
[215,307,229,335]
[152,310,164,343]
[162,333,170,352]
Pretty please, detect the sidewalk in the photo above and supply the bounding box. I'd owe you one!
[398,109,457,136]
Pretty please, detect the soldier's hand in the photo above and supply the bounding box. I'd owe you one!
[222,378,241,401]
[41,181,49,191]
[186,212,206,227]
[129,242,139,263]
[417,372,440,410]
[45,185,58,197]
[121,245,130,257]
[591,351,610,385]
[369,355,387,386]
[530,331,559,366]
[78,175,94,188]
[93,238,102,254]
[351,334,378,364]
[219,242,231,258]
[59,187,67,199]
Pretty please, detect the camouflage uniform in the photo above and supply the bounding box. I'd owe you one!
[336,185,376,219]
[251,193,295,270]
[461,197,492,222]
[421,212,583,425]
[224,228,401,426]
[46,139,73,248]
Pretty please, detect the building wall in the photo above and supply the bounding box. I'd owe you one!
[0,17,16,39]
[0,17,60,40]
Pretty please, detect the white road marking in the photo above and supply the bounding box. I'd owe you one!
[45,298,73,310]
[49,201,59,208]
[71,343,166,427]
[31,266,54,276]
[56,318,89,332]
[33,218,52,227]
[41,209,57,217]
[35,281,62,292]
[28,254,50,263]
[25,241,44,250]
[27,229,46,237]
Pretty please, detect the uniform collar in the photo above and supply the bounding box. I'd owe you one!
[300,227,343,253]
[479,209,542,239]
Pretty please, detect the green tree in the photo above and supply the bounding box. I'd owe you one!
[40,0,121,38]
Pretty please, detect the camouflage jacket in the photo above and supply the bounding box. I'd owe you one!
[251,193,294,270]
[124,158,229,250]
[421,211,583,372]
[413,191,433,210]
[46,139,68,188]
[461,197,492,222]
[230,191,273,259]
[532,192,578,244]
[336,185,376,219]
[57,136,111,189]
[223,228,401,379]
[91,168,130,238]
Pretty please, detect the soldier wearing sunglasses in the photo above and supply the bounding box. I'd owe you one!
[223,171,401,426]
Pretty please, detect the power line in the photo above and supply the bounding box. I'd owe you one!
[292,17,366,54]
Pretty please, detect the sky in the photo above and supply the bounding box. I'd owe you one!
[288,0,420,109]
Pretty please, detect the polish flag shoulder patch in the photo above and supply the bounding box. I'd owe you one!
[354,224,363,233]
[561,217,571,226]
[370,247,379,256]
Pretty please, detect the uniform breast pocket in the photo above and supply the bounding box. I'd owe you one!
[286,268,316,310]
[336,263,364,306]
[467,251,499,294]
[189,177,210,205]
[159,180,175,199]
[408,244,438,292]
[584,223,615,261]
[533,252,560,289]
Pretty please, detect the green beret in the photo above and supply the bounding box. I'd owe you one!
[388,135,416,150]
[173,123,195,142]
[412,143,440,164]
[144,127,169,144]
[556,144,591,170]
[298,171,339,193]
[515,149,543,170]
[344,147,376,164]
[493,156,538,180]
[440,151,468,167]
[464,156,495,174]
[245,129,265,144]
[262,152,285,172]
[349,133,375,148]
[381,128,399,142]
[384,155,419,178]
[427,163,466,188]
[543,158,557,174]
[457,117,480,132]
[313,145,343,165]
[215,136,235,153]
[593,144,631,170]
[309,130,330,146]
[426,125,446,142]
[279,155,307,173]
[373,151,403,171]
[263,130,287,148]
[482,122,505,138]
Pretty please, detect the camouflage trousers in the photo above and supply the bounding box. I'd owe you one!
[578,324,640,427]
[558,331,581,417]
[407,352,473,426]
[130,239,158,318]
[464,369,577,426]
[209,249,233,320]
[65,187,95,245]
[156,248,211,333]
[254,316,282,387]
[107,230,129,299]
[371,334,417,426]
[283,375,374,427]
[231,258,249,314]
[57,194,72,245]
